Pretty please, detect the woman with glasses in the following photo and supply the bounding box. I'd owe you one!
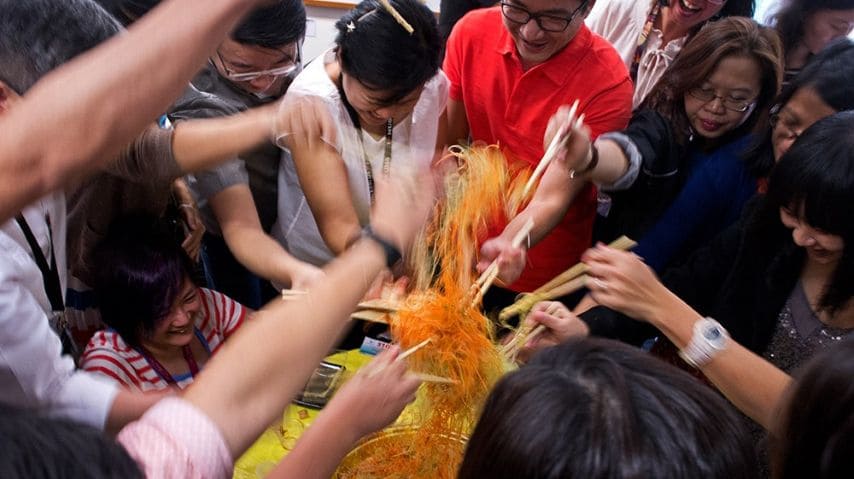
[271,0,444,271]
[556,17,781,273]
[587,0,755,108]
[766,0,854,87]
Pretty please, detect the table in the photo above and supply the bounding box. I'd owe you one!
[232,349,373,479]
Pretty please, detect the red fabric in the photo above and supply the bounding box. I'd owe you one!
[443,7,633,291]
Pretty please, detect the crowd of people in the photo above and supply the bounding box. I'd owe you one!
[1,0,853,477]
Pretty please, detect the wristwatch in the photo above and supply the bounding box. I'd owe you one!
[361,225,402,269]
[678,317,729,368]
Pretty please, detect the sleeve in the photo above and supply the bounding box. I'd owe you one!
[117,397,233,479]
[634,156,728,272]
[108,125,182,183]
[185,159,249,204]
[201,288,247,340]
[660,197,756,314]
[442,13,465,101]
[81,335,144,391]
[578,306,659,347]
[579,53,633,140]
[623,109,683,178]
[0,253,118,429]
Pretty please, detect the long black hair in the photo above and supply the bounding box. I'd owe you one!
[334,0,440,105]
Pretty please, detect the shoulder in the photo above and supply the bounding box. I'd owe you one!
[446,7,501,52]
[170,85,241,121]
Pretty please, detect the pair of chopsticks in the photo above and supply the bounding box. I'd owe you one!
[499,236,637,361]
[522,100,585,198]
[368,338,457,384]
[349,298,400,324]
[471,217,535,307]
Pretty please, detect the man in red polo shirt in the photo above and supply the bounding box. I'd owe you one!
[443,0,632,308]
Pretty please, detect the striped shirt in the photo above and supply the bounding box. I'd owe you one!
[81,288,246,391]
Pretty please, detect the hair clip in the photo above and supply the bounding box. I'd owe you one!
[347,21,356,32]
[377,0,414,34]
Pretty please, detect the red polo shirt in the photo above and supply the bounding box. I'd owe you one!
[443,7,633,292]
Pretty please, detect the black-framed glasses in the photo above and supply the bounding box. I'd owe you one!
[499,1,589,33]
[688,87,755,113]
[214,48,300,82]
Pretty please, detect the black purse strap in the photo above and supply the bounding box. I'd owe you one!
[15,213,64,312]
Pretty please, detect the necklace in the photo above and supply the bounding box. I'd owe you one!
[337,73,394,203]
[137,331,201,385]
[357,118,394,203]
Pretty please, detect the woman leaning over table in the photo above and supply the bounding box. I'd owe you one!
[271,0,445,275]
[522,111,854,429]
[587,0,755,108]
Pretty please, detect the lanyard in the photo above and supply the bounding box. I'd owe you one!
[338,74,394,204]
[357,118,394,204]
[137,332,201,385]
[630,0,662,83]
[15,213,64,313]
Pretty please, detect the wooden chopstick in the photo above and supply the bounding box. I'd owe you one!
[522,100,584,198]
[409,371,457,384]
[398,338,432,361]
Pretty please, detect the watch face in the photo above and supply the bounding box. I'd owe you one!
[701,323,727,348]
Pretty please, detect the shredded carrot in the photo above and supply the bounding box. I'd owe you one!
[336,144,529,477]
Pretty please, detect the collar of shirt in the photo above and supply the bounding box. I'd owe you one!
[496,22,594,86]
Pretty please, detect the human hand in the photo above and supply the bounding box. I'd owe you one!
[289,262,325,291]
[173,179,205,261]
[327,347,421,439]
[370,169,436,254]
[543,104,593,175]
[582,244,668,321]
[477,236,526,286]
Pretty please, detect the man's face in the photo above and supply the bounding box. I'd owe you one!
[212,38,300,98]
[500,0,590,69]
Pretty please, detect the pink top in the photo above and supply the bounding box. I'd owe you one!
[81,288,246,391]
[118,397,233,478]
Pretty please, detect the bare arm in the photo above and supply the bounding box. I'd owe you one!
[444,98,470,147]
[182,172,434,456]
[0,0,266,223]
[282,99,362,254]
[210,184,324,290]
[171,103,276,173]
[583,246,792,430]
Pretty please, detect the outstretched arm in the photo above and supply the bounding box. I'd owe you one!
[182,172,434,456]
[0,0,268,223]
[583,245,792,429]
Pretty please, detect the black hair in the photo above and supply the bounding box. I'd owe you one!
[334,0,441,105]
[232,0,306,49]
[94,0,160,26]
[772,336,854,479]
[459,337,757,479]
[770,0,854,55]
[0,0,121,93]
[745,38,854,177]
[0,405,143,478]
[764,111,854,314]
[92,213,195,348]
[641,17,782,150]
[662,0,754,20]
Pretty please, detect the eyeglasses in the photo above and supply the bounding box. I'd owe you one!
[688,87,755,112]
[769,111,803,141]
[215,50,300,82]
[499,1,589,33]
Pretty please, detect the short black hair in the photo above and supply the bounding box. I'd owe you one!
[92,213,194,348]
[746,38,854,177]
[0,405,143,478]
[232,0,306,49]
[0,0,121,93]
[335,0,441,104]
[94,0,160,25]
[460,338,757,479]
[770,0,854,54]
[772,336,854,479]
[766,111,854,314]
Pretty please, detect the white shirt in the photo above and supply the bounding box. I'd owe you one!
[0,194,117,429]
[273,49,448,268]
[587,0,687,108]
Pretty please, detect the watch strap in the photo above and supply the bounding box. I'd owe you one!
[361,225,402,269]
[678,317,729,369]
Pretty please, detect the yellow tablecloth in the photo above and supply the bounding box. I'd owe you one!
[233,349,373,479]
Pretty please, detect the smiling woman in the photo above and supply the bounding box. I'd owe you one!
[271,0,445,269]
[81,214,249,391]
